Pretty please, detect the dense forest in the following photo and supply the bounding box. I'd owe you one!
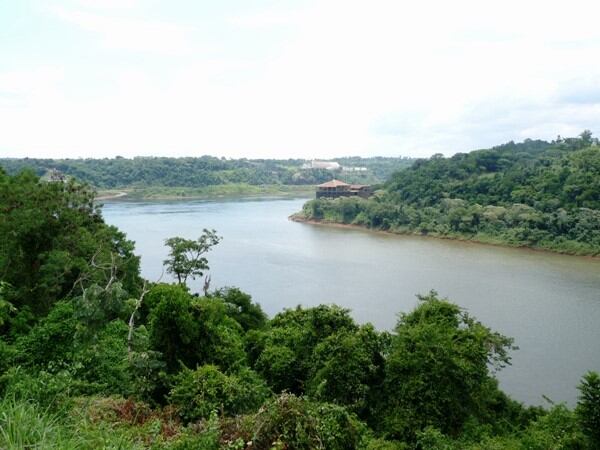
[0,156,414,190]
[298,133,600,255]
[1,167,599,448]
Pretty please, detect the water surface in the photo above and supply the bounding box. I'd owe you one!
[102,198,600,406]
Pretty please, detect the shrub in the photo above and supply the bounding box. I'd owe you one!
[0,367,81,410]
[72,320,133,396]
[13,301,76,370]
[169,365,270,423]
[250,393,368,450]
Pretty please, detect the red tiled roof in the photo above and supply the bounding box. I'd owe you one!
[317,179,350,188]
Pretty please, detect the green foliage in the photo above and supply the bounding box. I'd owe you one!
[0,397,66,449]
[72,320,132,396]
[416,427,456,450]
[0,367,79,409]
[163,412,221,450]
[252,305,359,394]
[1,165,597,448]
[13,300,76,371]
[519,404,587,450]
[0,170,140,323]
[307,324,387,418]
[0,282,16,328]
[147,284,199,373]
[147,284,247,375]
[169,365,270,423]
[300,135,600,255]
[163,230,221,285]
[73,279,130,343]
[215,287,267,332]
[250,393,368,450]
[0,156,414,190]
[576,371,600,447]
[380,291,515,441]
[191,297,248,372]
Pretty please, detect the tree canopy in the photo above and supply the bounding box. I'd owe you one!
[299,133,600,255]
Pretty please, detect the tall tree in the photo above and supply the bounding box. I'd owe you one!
[380,291,515,441]
[163,229,221,286]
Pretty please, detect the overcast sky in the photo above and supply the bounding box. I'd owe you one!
[1,0,599,159]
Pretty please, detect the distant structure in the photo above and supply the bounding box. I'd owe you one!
[47,169,66,182]
[316,179,372,199]
[302,160,341,170]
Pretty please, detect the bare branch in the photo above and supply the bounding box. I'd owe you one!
[128,280,149,356]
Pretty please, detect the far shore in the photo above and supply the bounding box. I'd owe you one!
[289,214,600,260]
[95,191,128,201]
[96,185,314,202]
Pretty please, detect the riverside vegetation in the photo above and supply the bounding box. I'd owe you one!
[0,156,414,200]
[297,132,600,256]
[1,166,599,449]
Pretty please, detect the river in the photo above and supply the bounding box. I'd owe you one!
[102,197,600,406]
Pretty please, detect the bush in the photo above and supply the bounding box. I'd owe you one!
[13,301,76,371]
[72,320,133,396]
[520,404,586,449]
[0,367,81,410]
[169,365,270,423]
[250,393,368,450]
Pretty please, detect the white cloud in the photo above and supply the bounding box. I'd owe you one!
[50,6,193,55]
[2,0,600,158]
[73,0,141,10]
[228,10,303,29]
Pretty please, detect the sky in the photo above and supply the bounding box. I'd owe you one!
[1,0,600,159]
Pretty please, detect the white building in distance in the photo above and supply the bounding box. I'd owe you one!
[301,160,341,170]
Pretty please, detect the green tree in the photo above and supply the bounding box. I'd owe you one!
[576,371,600,447]
[215,287,267,332]
[163,229,221,286]
[252,305,359,394]
[147,284,198,373]
[380,291,515,441]
[147,284,247,375]
[579,129,593,146]
[307,324,387,419]
[0,170,140,322]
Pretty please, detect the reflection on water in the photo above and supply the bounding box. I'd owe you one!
[103,198,600,406]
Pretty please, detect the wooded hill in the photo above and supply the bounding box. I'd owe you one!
[300,132,600,255]
[0,155,414,189]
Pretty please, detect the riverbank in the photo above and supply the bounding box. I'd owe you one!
[97,184,314,201]
[95,190,128,201]
[289,214,600,259]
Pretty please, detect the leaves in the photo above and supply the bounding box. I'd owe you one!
[163,230,222,285]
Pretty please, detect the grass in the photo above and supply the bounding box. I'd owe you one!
[0,396,155,449]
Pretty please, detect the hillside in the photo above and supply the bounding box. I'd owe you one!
[298,133,600,255]
[0,156,414,192]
